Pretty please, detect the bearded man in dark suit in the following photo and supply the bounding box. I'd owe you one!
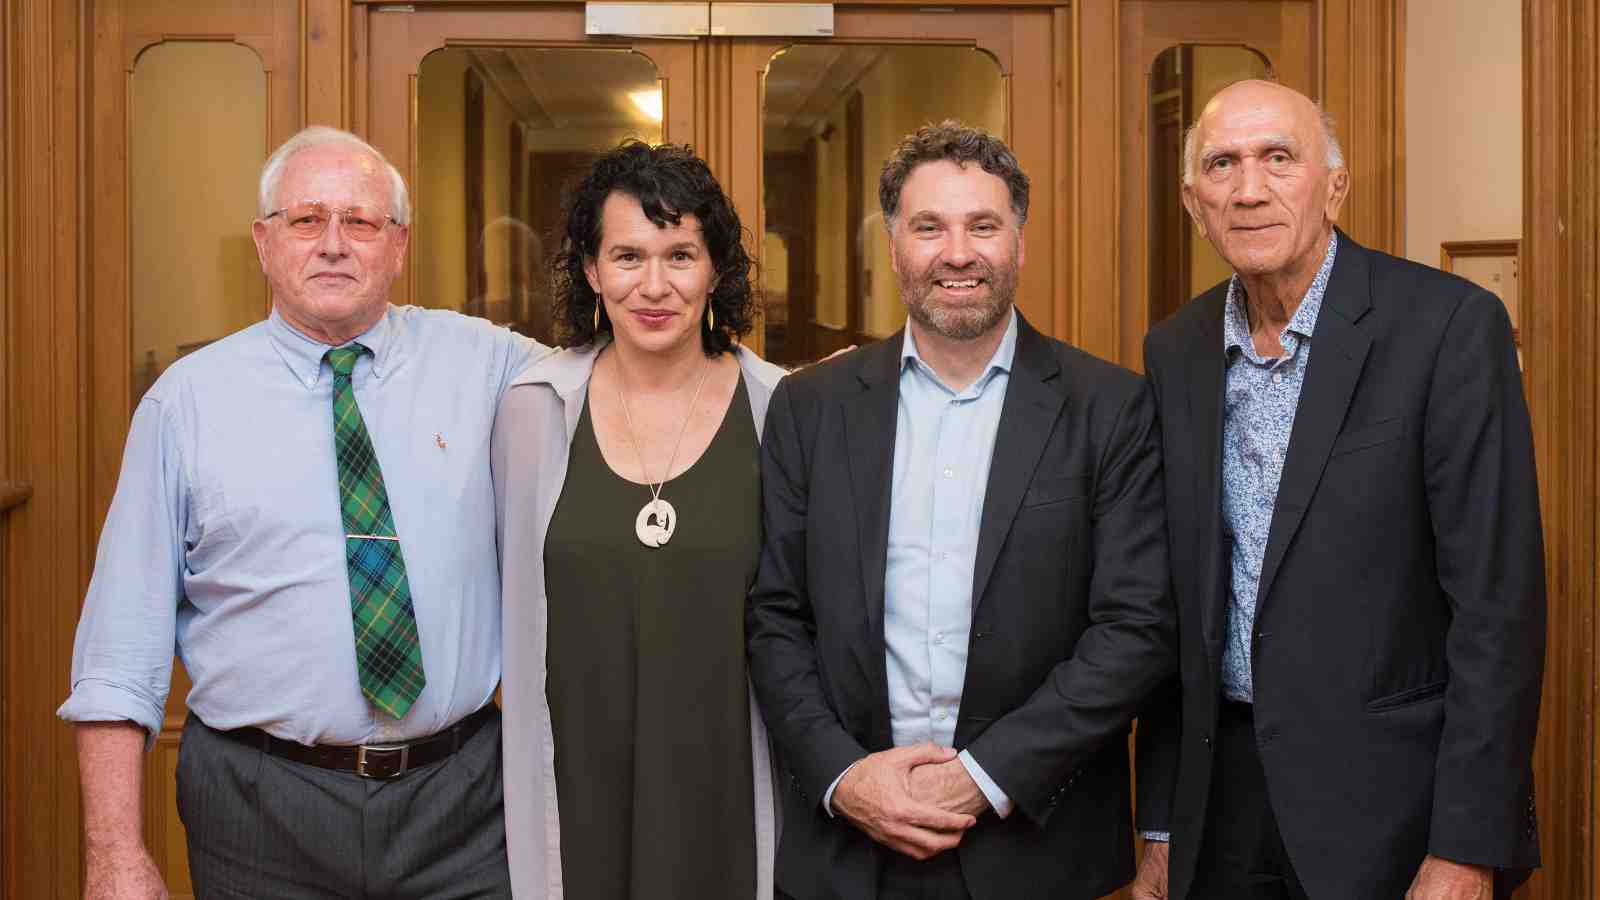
[748,121,1176,900]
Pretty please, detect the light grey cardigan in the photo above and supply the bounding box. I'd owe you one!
[491,337,786,898]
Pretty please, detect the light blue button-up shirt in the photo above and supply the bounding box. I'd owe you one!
[825,310,1019,818]
[59,306,541,748]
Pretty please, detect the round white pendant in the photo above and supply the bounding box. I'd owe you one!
[635,498,677,548]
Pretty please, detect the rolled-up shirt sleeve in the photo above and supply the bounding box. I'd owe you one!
[58,395,187,749]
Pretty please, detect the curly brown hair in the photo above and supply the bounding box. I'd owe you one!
[550,141,755,355]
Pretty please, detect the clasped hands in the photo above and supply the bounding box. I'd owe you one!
[831,742,989,860]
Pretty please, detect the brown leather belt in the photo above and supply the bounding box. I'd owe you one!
[216,703,497,780]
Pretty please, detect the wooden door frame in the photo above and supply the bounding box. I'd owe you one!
[1521,1,1599,897]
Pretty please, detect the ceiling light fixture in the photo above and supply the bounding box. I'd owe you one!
[629,88,664,123]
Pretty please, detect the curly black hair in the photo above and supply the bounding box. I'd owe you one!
[550,141,755,355]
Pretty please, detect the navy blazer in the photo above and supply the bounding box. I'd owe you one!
[1139,231,1545,899]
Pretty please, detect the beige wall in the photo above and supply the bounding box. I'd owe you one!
[1404,0,1521,266]
[803,46,1006,337]
[129,42,267,393]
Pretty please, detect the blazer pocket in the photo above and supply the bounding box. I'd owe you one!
[1330,416,1404,458]
[1022,475,1090,508]
[1367,679,1447,712]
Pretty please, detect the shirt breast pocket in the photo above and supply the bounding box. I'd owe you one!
[1022,474,1091,508]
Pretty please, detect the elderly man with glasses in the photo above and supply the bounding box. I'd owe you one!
[59,127,545,899]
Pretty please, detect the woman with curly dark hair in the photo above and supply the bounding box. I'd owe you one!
[492,141,782,899]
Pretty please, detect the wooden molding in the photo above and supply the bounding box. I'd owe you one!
[4,0,87,895]
[0,483,32,514]
[1519,0,1599,897]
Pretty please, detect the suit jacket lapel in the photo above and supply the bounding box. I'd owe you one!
[1186,294,1231,663]
[844,336,903,647]
[1254,234,1374,610]
[971,317,1065,616]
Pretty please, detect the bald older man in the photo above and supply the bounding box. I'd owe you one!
[1132,81,1543,900]
[60,127,544,898]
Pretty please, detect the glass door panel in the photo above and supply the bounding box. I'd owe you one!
[1146,44,1272,328]
[415,47,663,344]
[362,4,697,318]
[129,41,269,410]
[762,45,1005,365]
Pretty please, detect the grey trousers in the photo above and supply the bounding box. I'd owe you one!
[176,710,512,899]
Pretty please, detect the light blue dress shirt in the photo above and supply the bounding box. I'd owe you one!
[59,306,541,748]
[1220,234,1337,703]
[825,310,1018,818]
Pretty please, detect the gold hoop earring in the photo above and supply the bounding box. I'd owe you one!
[593,304,602,333]
[706,306,716,333]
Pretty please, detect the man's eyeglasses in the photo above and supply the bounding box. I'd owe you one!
[261,201,398,241]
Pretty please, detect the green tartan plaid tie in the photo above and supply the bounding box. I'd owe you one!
[326,345,426,719]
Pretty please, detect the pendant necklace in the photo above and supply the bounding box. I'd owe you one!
[615,353,712,548]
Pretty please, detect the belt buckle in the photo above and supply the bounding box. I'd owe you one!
[356,743,410,779]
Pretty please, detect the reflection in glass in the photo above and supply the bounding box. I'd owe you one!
[416,49,663,344]
[762,46,1005,364]
[129,42,267,409]
[1148,45,1272,327]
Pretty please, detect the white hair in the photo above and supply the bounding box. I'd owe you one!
[258,126,410,225]
[1181,101,1345,187]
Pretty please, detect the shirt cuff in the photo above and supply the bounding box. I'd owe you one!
[958,749,1013,819]
[1141,831,1171,842]
[823,760,862,817]
[57,678,164,751]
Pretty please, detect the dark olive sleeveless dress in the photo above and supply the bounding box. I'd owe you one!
[544,374,759,900]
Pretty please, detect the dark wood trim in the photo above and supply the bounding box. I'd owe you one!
[464,65,486,311]
[844,89,865,345]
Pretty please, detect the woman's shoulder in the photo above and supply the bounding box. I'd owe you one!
[733,344,787,396]
[508,340,604,392]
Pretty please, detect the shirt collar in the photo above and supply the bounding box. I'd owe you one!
[900,306,1018,395]
[1223,231,1339,355]
[268,305,400,390]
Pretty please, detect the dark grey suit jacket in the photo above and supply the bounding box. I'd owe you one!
[748,313,1176,900]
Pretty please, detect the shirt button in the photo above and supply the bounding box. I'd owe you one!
[934,710,948,722]
[942,468,955,479]
[933,631,945,644]
[1271,373,1284,384]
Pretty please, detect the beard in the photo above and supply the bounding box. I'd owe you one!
[897,252,1018,341]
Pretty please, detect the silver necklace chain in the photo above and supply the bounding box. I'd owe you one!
[613,351,713,508]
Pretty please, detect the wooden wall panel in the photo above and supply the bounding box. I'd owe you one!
[1318,0,1400,254]
[1070,0,1118,360]
[1520,0,1599,897]
[304,0,350,126]
[3,0,87,895]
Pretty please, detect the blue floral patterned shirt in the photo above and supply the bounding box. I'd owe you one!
[1220,233,1338,703]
